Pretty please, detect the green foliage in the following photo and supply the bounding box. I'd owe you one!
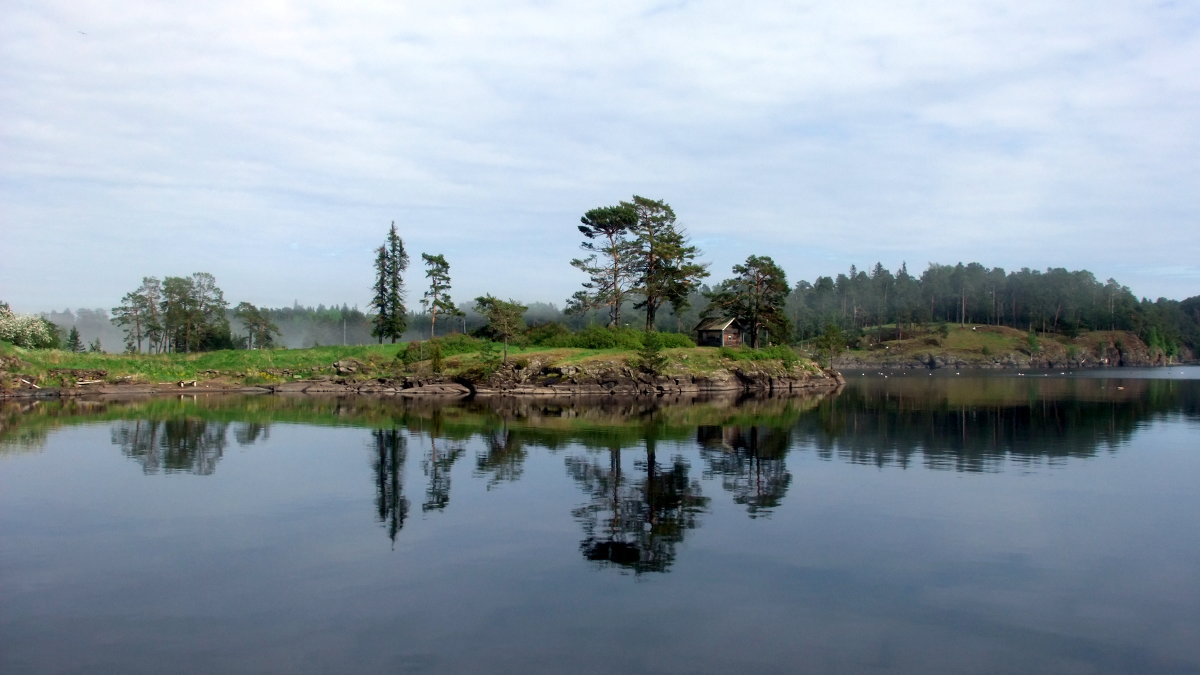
[568,202,639,326]
[66,327,83,353]
[432,333,487,357]
[654,332,696,349]
[395,338,451,373]
[937,322,950,339]
[477,341,500,365]
[429,341,444,374]
[637,331,669,374]
[719,344,798,364]
[473,295,527,362]
[1026,330,1040,355]
[420,252,456,338]
[525,322,572,346]
[704,255,791,348]
[569,195,708,332]
[140,272,232,353]
[810,324,846,369]
[371,221,409,343]
[786,260,1200,358]
[544,325,642,349]
[399,341,424,368]
[0,303,60,349]
[234,302,280,349]
[539,325,695,350]
[626,196,709,331]
[112,277,165,353]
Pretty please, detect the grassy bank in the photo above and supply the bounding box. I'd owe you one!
[0,338,827,389]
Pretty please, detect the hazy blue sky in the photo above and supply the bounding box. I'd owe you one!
[3,0,1197,314]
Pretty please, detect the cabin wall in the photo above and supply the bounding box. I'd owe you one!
[697,329,742,347]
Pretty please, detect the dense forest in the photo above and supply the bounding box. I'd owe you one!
[784,263,1200,358]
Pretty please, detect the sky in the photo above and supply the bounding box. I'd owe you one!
[2,0,1198,315]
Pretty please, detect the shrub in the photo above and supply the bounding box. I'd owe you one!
[637,332,669,374]
[525,322,572,346]
[433,333,487,357]
[719,345,798,364]
[655,332,696,348]
[0,304,59,349]
[543,326,642,350]
[1026,331,1040,355]
[430,341,444,374]
[544,326,695,350]
[399,341,424,368]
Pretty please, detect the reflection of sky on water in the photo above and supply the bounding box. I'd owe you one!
[1,378,1199,672]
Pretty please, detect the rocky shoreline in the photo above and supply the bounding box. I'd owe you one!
[0,361,846,399]
[834,331,1190,371]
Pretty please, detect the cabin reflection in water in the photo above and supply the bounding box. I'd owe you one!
[697,425,792,518]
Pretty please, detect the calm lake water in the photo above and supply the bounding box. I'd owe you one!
[2,368,1199,674]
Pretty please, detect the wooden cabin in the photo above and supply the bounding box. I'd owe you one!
[694,317,744,347]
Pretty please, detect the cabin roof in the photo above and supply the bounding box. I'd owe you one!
[694,317,739,332]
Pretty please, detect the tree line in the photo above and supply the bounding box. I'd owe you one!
[785,262,1199,356]
[6,200,1197,358]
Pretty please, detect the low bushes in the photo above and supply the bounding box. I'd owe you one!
[539,325,695,350]
[719,345,799,365]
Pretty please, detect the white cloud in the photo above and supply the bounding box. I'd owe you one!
[2,0,1197,312]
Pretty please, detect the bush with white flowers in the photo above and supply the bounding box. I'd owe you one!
[0,303,57,349]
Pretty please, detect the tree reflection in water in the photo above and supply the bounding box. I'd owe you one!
[111,419,233,475]
[698,425,793,518]
[371,428,409,544]
[14,377,1193,568]
[567,438,709,574]
[418,410,465,512]
[474,420,527,488]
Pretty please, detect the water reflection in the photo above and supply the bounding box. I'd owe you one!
[371,428,409,543]
[2,377,1198,564]
[800,376,1200,472]
[111,419,231,475]
[567,443,708,574]
[474,421,527,487]
[698,425,792,518]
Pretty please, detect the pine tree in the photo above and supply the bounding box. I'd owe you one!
[705,255,791,348]
[474,295,527,362]
[421,253,456,339]
[66,326,83,352]
[626,196,708,331]
[371,245,391,344]
[371,222,409,343]
[567,204,638,327]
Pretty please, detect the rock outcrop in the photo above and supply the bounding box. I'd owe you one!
[464,359,843,396]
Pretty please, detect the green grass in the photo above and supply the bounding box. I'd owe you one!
[1,341,405,386]
[2,338,827,388]
[838,324,1141,365]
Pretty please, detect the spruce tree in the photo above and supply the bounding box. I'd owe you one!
[370,222,409,343]
[66,326,83,352]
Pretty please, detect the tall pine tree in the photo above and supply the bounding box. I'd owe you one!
[371,222,409,343]
[420,253,455,339]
